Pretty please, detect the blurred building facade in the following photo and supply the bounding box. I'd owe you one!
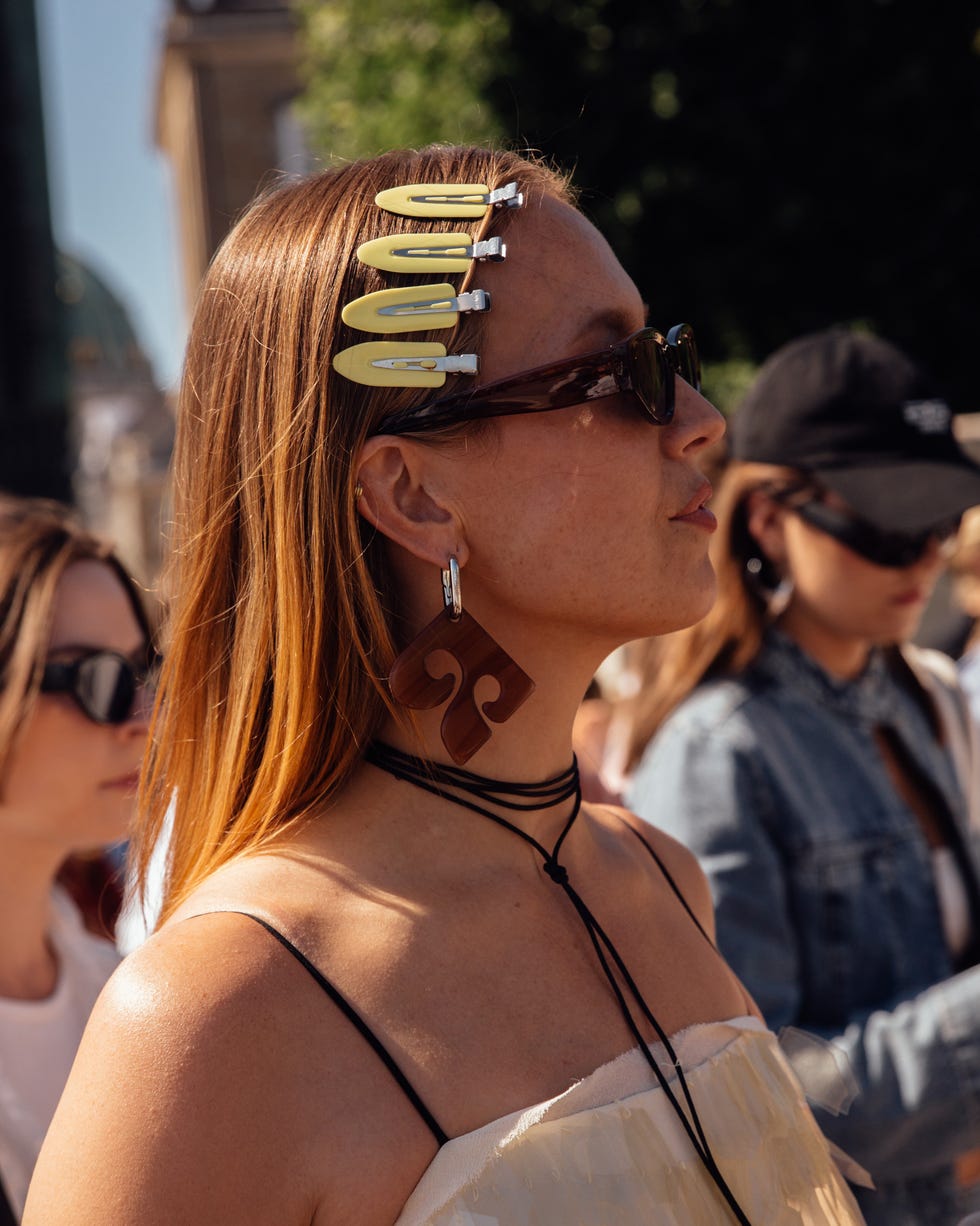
[56,255,174,582]
[1,0,172,585]
[156,0,310,318]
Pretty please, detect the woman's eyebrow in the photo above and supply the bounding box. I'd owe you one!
[576,305,648,346]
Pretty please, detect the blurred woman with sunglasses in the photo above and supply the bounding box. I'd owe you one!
[0,494,153,1219]
[27,148,865,1226]
[628,328,980,1226]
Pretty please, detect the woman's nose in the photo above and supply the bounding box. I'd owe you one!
[663,379,726,456]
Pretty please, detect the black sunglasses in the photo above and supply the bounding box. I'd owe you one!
[772,487,961,569]
[372,324,700,436]
[40,647,159,725]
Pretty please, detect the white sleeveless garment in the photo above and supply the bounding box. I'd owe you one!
[394,1016,868,1226]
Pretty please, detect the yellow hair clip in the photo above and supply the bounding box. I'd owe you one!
[356,233,505,275]
[375,181,523,219]
[341,284,490,334]
[332,342,479,388]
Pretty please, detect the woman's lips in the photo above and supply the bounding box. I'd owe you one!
[671,482,716,531]
[101,771,141,791]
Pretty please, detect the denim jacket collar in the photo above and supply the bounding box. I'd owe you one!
[757,628,899,728]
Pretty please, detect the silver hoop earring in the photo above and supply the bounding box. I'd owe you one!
[441,555,462,620]
[388,553,534,764]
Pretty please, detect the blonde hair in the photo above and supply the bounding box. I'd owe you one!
[137,145,574,924]
[0,494,149,784]
[625,461,799,768]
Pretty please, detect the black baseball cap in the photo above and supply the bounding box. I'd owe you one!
[730,328,980,534]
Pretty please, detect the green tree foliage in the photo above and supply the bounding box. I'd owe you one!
[293,0,509,158]
[295,0,980,409]
[481,0,980,408]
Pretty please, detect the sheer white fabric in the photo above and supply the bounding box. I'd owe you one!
[931,845,972,960]
[396,1017,866,1226]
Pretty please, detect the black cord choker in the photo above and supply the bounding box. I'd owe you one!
[365,741,752,1225]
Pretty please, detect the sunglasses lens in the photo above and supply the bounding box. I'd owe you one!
[629,332,671,424]
[75,654,136,723]
[862,537,924,568]
[796,500,953,568]
[667,324,701,392]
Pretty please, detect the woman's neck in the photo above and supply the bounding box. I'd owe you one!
[0,830,64,999]
[776,605,873,681]
[379,662,588,779]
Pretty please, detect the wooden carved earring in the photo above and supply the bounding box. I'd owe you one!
[388,557,535,765]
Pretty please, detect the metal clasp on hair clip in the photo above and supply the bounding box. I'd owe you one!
[332,341,479,388]
[375,181,523,219]
[357,233,505,275]
[342,284,490,334]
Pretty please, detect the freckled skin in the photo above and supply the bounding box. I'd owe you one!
[444,198,726,655]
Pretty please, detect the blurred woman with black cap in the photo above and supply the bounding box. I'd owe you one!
[627,327,980,1226]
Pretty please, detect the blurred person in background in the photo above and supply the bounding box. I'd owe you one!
[573,639,671,805]
[0,495,153,1221]
[949,507,980,728]
[627,329,980,1226]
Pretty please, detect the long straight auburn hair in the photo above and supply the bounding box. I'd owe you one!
[136,146,572,924]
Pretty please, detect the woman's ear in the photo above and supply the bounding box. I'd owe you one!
[355,436,468,569]
[745,487,787,570]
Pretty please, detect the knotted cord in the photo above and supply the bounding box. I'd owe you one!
[365,741,752,1225]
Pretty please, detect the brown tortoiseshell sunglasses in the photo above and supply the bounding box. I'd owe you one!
[371,324,699,436]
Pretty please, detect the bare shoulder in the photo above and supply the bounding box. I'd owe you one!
[593,803,717,942]
[95,907,302,1047]
[101,906,299,1034]
[27,897,438,1226]
[25,911,327,1225]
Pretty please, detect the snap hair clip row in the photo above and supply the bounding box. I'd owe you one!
[374,181,523,219]
[332,342,478,388]
[356,233,505,275]
[332,178,520,390]
[342,284,490,334]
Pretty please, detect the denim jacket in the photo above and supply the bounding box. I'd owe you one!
[629,630,980,1226]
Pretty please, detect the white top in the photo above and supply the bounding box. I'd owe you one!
[0,888,119,1217]
[116,800,172,954]
[395,1016,867,1225]
[931,844,973,959]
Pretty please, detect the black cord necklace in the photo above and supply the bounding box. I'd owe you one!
[365,741,753,1225]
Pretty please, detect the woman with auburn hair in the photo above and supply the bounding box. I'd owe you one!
[27,147,864,1225]
[628,329,980,1226]
[0,495,153,1220]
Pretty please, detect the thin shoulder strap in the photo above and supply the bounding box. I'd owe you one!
[0,1175,16,1226]
[223,911,449,1148]
[620,819,715,947]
